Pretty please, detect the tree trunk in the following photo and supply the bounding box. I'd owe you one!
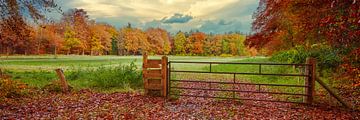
[37,43,41,55]
[6,47,10,57]
[54,46,57,59]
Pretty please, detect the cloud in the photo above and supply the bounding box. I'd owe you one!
[143,20,172,30]
[161,13,193,24]
[60,0,259,33]
[187,0,238,18]
[218,20,233,25]
[199,19,244,34]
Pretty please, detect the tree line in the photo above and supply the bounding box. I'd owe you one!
[0,7,252,56]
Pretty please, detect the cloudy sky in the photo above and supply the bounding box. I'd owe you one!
[56,0,259,34]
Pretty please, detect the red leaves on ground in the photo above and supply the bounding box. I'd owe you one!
[0,89,358,119]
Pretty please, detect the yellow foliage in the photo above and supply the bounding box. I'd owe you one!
[0,78,28,98]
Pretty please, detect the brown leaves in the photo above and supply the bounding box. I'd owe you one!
[0,86,357,119]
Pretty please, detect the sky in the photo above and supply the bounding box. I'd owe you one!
[56,0,259,34]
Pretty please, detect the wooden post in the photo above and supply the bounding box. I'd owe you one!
[161,56,168,97]
[55,69,69,93]
[142,53,148,95]
[304,58,316,104]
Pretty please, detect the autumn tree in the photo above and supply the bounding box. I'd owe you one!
[212,35,224,56]
[118,24,150,55]
[173,31,187,55]
[88,22,114,55]
[146,28,171,55]
[63,27,81,54]
[247,0,360,85]
[37,23,64,56]
[89,22,103,55]
[0,0,58,54]
[224,33,246,56]
[188,32,206,55]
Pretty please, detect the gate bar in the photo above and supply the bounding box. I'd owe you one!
[169,61,311,66]
[170,79,308,87]
[171,70,308,77]
[171,87,308,96]
[169,94,306,104]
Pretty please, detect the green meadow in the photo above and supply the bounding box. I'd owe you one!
[0,55,250,91]
[0,55,324,102]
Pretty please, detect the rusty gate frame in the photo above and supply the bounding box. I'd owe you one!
[166,59,316,104]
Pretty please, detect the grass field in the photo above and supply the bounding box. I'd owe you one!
[0,55,330,102]
[0,55,248,71]
[0,55,252,91]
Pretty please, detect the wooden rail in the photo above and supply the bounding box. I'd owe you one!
[315,77,351,108]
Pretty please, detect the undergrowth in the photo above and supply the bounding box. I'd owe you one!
[5,61,142,92]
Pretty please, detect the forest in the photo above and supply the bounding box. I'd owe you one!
[0,8,250,56]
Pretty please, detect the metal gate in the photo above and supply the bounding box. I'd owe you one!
[167,59,316,104]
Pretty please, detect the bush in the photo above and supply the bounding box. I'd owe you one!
[270,46,309,64]
[0,78,28,98]
[270,44,342,71]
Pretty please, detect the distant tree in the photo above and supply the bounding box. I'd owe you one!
[146,28,171,55]
[173,31,186,55]
[62,9,91,55]
[40,23,64,56]
[63,27,81,54]
[221,39,230,54]
[210,35,223,55]
[188,32,206,55]
[118,27,149,55]
[225,34,246,56]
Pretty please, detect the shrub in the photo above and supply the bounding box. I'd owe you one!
[67,61,142,90]
[0,78,28,98]
[270,46,309,64]
[270,44,342,71]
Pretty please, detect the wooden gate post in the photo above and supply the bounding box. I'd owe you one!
[142,53,148,95]
[305,58,316,104]
[161,56,168,97]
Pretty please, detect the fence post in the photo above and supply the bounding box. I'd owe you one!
[161,56,168,97]
[305,58,316,104]
[55,69,69,93]
[142,53,148,95]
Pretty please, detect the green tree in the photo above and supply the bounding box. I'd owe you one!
[173,31,186,55]
[63,27,81,54]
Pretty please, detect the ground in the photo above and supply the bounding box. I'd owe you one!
[0,91,357,119]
